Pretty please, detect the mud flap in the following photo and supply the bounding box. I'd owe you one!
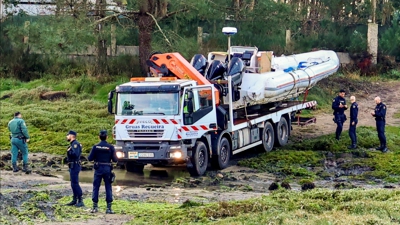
[186,149,194,168]
[186,157,194,168]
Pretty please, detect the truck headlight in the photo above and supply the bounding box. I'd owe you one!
[116,151,124,158]
[170,145,181,150]
[170,151,182,159]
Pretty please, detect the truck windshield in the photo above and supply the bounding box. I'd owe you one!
[116,92,179,116]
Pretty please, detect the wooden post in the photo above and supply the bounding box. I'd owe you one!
[197,27,203,47]
[0,0,3,21]
[368,0,378,65]
[367,23,378,65]
[111,24,116,56]
[23,21,30,44]
[285,30,291,46]
[372,0,376,23]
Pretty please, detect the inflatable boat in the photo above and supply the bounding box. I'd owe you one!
[191,46,340,109]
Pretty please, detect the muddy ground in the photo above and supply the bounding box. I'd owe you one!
[1,79,400,224]
[292,79,400,139]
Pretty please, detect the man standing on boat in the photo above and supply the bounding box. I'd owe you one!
[332,89,348,140]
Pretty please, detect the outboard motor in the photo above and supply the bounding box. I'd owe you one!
[227,57,245,101]
[205,60,226,81]
[190,54,208,75]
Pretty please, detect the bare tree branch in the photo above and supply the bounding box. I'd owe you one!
[162,8,190,19]
[146,12,172,48]
[92,10,140,25]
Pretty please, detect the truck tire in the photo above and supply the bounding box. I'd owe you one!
[125,162,145,173]
[275,117,289,147]
[211,137,231,170]
[187,141,209,176]
[151,163,166,168]
[262,121,275,152]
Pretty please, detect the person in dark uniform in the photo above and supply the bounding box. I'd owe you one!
[371,96,388,153]
[88,130,118,214]
[65,130,85,207]
[332,89,348,140]
[348,96,358,149]
[7,112,31,173]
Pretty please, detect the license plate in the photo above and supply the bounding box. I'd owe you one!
[128,152,154,159]
[139,153,154,158]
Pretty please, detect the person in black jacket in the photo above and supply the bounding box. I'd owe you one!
[348,96,358,149]
[332,89,348,140]
[371,96,388,153]
[88,130,118,214]
[65,130,84,207]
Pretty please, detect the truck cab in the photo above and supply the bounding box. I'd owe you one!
[108,77,218,174]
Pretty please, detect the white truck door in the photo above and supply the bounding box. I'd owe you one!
[181,85,217,138]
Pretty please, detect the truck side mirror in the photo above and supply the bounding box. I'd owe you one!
[108,91,114,100]
[187,90,193,100]
[108,99,113,114]
[108,90,115,114]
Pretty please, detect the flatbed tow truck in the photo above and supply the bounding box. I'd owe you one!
[107,28,339,176]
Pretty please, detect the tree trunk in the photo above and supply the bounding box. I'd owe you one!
[95,0,107,75]
[138,13,154,76]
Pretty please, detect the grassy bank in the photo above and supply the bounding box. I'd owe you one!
[0,75,129,154]
[303,71,400,112]
[119,188,400,224]
[0,72,387,153]
[4,188,400,224]
[239,126,400,183]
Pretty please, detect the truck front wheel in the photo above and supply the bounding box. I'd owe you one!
[187,141,209,176]
[211,137,231,170]
[125,162,145,173]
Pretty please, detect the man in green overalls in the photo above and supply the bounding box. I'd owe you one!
[8,112,31,172]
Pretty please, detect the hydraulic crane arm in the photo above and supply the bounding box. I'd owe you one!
[147,53,221,105]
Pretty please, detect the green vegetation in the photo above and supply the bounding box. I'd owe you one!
[70,189,400,224]
[1,191,96,225]
[239,126,400,183]
[0,76,129,154]
[4,189,400,224]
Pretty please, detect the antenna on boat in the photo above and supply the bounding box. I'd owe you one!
[222,27,237,64]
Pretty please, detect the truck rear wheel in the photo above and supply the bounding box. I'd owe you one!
[187,141,209,176]
[125,162,145,173]
[275,117,289,146]
[211,137,231,170]
[262,121,275,152]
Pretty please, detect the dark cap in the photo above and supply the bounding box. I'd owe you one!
[14,111,21,117]
[99,130,108,136]
[339,89,346,93]
[67,130,77,136]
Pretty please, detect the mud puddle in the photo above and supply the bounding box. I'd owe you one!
[59,166,190,187]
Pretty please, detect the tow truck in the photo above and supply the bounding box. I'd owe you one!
[107,27,339,176]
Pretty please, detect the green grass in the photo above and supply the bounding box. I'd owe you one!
[239,126,400,182]
[0,76,129,154]
[6,189,400,224]
[70,189,400,224]
[1,191,96,225]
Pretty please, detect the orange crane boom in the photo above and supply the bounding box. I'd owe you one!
[147,53,221,105]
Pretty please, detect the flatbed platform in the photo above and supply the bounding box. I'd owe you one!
[229,101,317,125]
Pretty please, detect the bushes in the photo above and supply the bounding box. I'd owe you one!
[0,76,116,154]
